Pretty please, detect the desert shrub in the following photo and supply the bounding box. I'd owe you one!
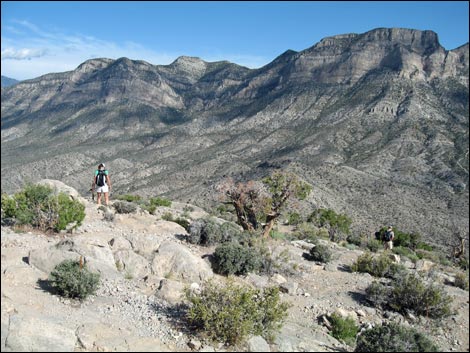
[270,230,288,240]
[149,197,172,207]
[456,256,469,271]
[393,246,419,263]
[454,272,469,291]
[329,313,358,346]
[415,249,450,266]
[416,242,434,251]
[115,194,142,203]
[366,239,381,252]
[292,222,318,243]
[1,184,85,232]
[173,217,190,231]
[185,280,289,345]
[48,259,100,300]
[287,212,302,225]
[308,244,332,263]
[351,252,396,277]
[212,243,263,276]
[347,234,363,246]
[365,273,453,319]
[188,218,243,246]
[355,322,439,352]
[308,208,351,242]
[351,252,403,278]
[365,280,390,308]
[1,193,17,218]
[54,193,85,232]
[113,201,137,214]
[161,212,174,221]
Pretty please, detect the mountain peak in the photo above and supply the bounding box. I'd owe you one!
[75,58,114,73]
[167,56,208,79]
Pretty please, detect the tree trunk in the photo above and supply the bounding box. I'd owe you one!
[262,213,278,238]
[233,200,255,232]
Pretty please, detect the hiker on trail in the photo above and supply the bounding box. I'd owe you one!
[383,225,395,250]
[92,163,112,206]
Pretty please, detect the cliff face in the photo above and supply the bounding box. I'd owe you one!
[1,28,468,246]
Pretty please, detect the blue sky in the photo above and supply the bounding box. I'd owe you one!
[1,1,469,80]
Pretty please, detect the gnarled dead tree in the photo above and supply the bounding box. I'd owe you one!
[217,171,312,238]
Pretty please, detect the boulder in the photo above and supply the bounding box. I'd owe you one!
[37,179,86,205]
[6,314,77,352]
[155,279,186,305]
[113,250,151,279]
[247,335,271,352]
[151,241,213,282]
[29,237,121,279]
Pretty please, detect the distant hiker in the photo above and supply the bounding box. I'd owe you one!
[383,225,395,250]
[92,163,112,206]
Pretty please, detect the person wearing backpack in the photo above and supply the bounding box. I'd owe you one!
[92,163,112,206]
[383,225,395,250]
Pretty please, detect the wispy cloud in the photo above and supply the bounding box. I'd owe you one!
[1,47,48,60]
[1,20,181,80]
[1,19,269,80]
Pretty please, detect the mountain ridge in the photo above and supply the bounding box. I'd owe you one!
[1,27,468,248]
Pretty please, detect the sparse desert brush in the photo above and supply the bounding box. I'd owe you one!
[185,279,289,345]
[48,259,100,300]
[355,322,439,352]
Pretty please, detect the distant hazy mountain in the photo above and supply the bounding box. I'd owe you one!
[1,75,20,87]
[1,28,468,247]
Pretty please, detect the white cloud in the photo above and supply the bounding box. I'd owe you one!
[1,47,48,60]
[1,20,269,80]
[1,20,181,80]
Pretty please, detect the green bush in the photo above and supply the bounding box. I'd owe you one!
[346,234,363,247]
[365,273,453,319]
[113,201,137,214]
[48,259,100,300]
[1,193,17,218]
[292,222,318,243]
[54,193,86,232]
[393,246,419,263]
[329,313,358,346]
[308,208,352,241]
[416,242,434,251]
[115,194,142,203]
[351,252,403,278]
[355,322,439,352]
[365,280,390,308]
[308,244,332,263]
[270,230,288,240]
[185,280,289,345]
[287,212,302,225]
[456,256,469,271]
[149,197,172,207]
[212,243,263,276]
[454,272,469,291]
[1,184,85,232]
[188,218,243,246]
[173,217,190,231]
[366,239,381,252]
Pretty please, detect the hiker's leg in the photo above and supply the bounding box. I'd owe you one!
[104,192,109,206]
[97,192,102,205]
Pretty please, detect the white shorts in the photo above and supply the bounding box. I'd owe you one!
[95,185,109,193]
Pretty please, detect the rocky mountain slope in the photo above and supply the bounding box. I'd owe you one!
[0,76,20,88]
[1,181,468,352]
[1,27,469,248]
